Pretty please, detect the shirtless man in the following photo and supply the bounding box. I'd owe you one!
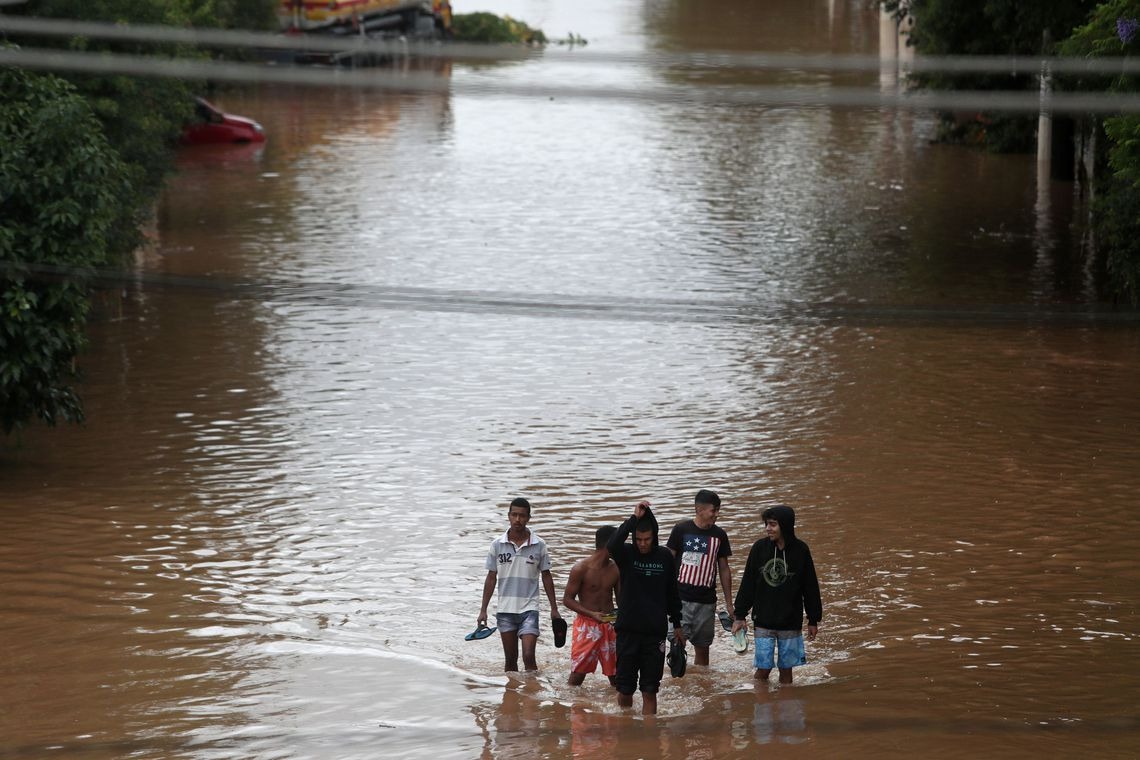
[561,525,621,686]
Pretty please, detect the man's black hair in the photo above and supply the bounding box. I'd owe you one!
[695,489,721,509]
[509,497,531,516]
[595,525,617,548]
[635,517,655,534]
[761,504,797,543]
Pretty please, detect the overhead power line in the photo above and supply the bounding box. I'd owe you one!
[7,262,1139,326]
[2,15,1140,76]
[2,45,1139,113]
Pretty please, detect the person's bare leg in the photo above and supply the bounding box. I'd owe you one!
[618,692,634,709]
[755,668,771,681]
[501,631,519,671]
[641,691,658,715]
[778,667,793,685]
[568,672,586,686]
[520,633,538,671]
[694,645,710,666]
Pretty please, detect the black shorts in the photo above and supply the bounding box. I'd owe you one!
[614,630,667,695]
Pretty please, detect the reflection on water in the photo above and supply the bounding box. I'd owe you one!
[752,692,808,745]
[3,0,1139,757]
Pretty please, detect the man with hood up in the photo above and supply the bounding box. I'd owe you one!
[606,500,685,714]
[732,504,822,685]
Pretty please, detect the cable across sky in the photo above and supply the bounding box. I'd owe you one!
[1,15,1139,113]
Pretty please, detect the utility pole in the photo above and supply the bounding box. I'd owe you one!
[1037,30,1053,170]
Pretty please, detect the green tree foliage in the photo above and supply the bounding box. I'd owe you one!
[887,0,1096,151]
[20,0,278,31]
[1062,0,1140,185]
[902,0,1095,57]
[1060,0,1140,303]
[184,0,279,30]
[10,2,197,258]
[450,12,547,44]
[8,0,276,257]
[1095,171,1140,303]
[0,67,130,433]
[1,1,278,433]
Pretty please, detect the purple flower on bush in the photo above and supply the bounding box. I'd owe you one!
[1118,17,1139,44]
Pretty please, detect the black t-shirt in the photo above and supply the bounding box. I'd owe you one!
[666,519,731,604]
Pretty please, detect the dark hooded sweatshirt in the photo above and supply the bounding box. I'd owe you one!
[733,505,822,631]
[607,506,683,637]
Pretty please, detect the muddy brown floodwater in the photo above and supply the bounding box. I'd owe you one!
[2,1,1138,758]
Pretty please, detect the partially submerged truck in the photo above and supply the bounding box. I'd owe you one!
[278,0,450,38]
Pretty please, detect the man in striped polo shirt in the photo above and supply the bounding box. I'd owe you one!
[666,489,733,666]
[477,497,563,672]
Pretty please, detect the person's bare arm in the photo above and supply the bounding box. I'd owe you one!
[718,556,733,612]
[542,569,561,618]
[478,571,496,625]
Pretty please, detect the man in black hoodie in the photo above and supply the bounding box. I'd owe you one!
[606,500,685,714]
[732,504,822,685]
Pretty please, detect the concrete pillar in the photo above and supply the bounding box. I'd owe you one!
[879,5,898,60]
[879,4,898,91]
[898,12,915,67]
[1037,60,1053,168]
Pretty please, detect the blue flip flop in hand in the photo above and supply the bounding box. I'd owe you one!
[465,623,496,641]
[718,610,733,632]
[732,627,749,654]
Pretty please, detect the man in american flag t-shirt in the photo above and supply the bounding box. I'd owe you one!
[677,533,718,585]
[666,490,733,666]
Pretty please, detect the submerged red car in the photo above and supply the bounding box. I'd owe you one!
[180,97,266,145]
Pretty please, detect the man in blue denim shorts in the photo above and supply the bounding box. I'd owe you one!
[478,497,563,671]
[732,505,821,685]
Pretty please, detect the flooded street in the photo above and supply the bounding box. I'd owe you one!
[2,0,1138,757]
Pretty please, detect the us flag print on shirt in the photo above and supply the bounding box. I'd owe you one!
[678,534,720,587]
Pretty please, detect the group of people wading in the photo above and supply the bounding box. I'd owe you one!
[475,490,823,715]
